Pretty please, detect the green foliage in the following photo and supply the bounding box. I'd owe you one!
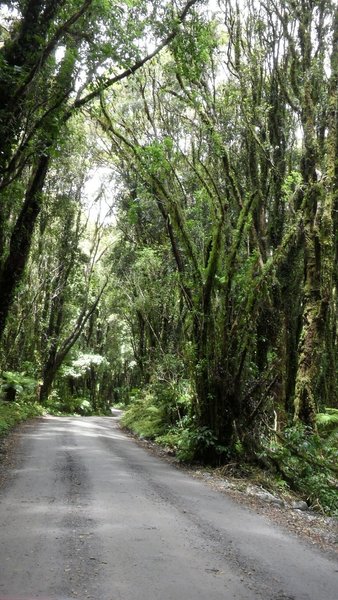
[45,391,94,416]
[61,353,108,379]
[281,170,302,199]
[137,141,172,176]
[121,380,193,440]
[172,17,218,80]
[121,387,167,439]
[316,408,338,434]
[62,397,94,416]
[0,371,37,400]
[156,419,229,462]
[262,425,338,515]
[121,383,228,462]
[315,408,338,461]
[0,401,44,436]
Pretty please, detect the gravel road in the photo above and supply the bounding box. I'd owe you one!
[0,415,337,600]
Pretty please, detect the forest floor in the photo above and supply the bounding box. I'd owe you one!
[124,431,338,557]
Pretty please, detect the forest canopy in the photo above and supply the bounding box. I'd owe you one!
[0,0,337,511]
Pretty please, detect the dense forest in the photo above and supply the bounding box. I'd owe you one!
[0,0,337,512]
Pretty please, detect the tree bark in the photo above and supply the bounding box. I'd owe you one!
[293,3,337,423]
[0,154,49,340]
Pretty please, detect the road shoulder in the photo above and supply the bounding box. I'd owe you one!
[122,425,338,558]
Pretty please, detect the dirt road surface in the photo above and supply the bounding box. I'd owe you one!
[0,415,337,600]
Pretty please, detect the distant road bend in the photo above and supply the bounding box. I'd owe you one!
[0,415,337,600]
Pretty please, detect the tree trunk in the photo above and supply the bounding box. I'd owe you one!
[39,360,58,404]
[293,4,337,423]
[0,155,49,340]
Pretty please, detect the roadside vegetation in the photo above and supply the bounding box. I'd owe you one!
[120,387,338,515]
[0,371,43,434]
[0,401,43,436]
[0,1,337,514]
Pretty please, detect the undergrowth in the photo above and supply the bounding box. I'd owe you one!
[121,387,338,515]
[260,417,338,515]
[121,382,192,440]
[0,401,44,436]
[121,387,170,439]
[45,391,96,416]
[0,371,45,436]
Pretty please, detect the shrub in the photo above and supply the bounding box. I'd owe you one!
[261,423,338,515]
[121,388,166,439]
[0,371,37,402]
[0,401,44,436]
[45,392,94,415]
[121,380,193,440]
[156,416,229,462]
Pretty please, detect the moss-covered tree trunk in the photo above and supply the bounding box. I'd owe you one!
[0,155,49,341]
[293,3,337,423]
[294,185,324,424]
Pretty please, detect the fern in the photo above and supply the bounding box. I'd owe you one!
[316,408,338,432]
